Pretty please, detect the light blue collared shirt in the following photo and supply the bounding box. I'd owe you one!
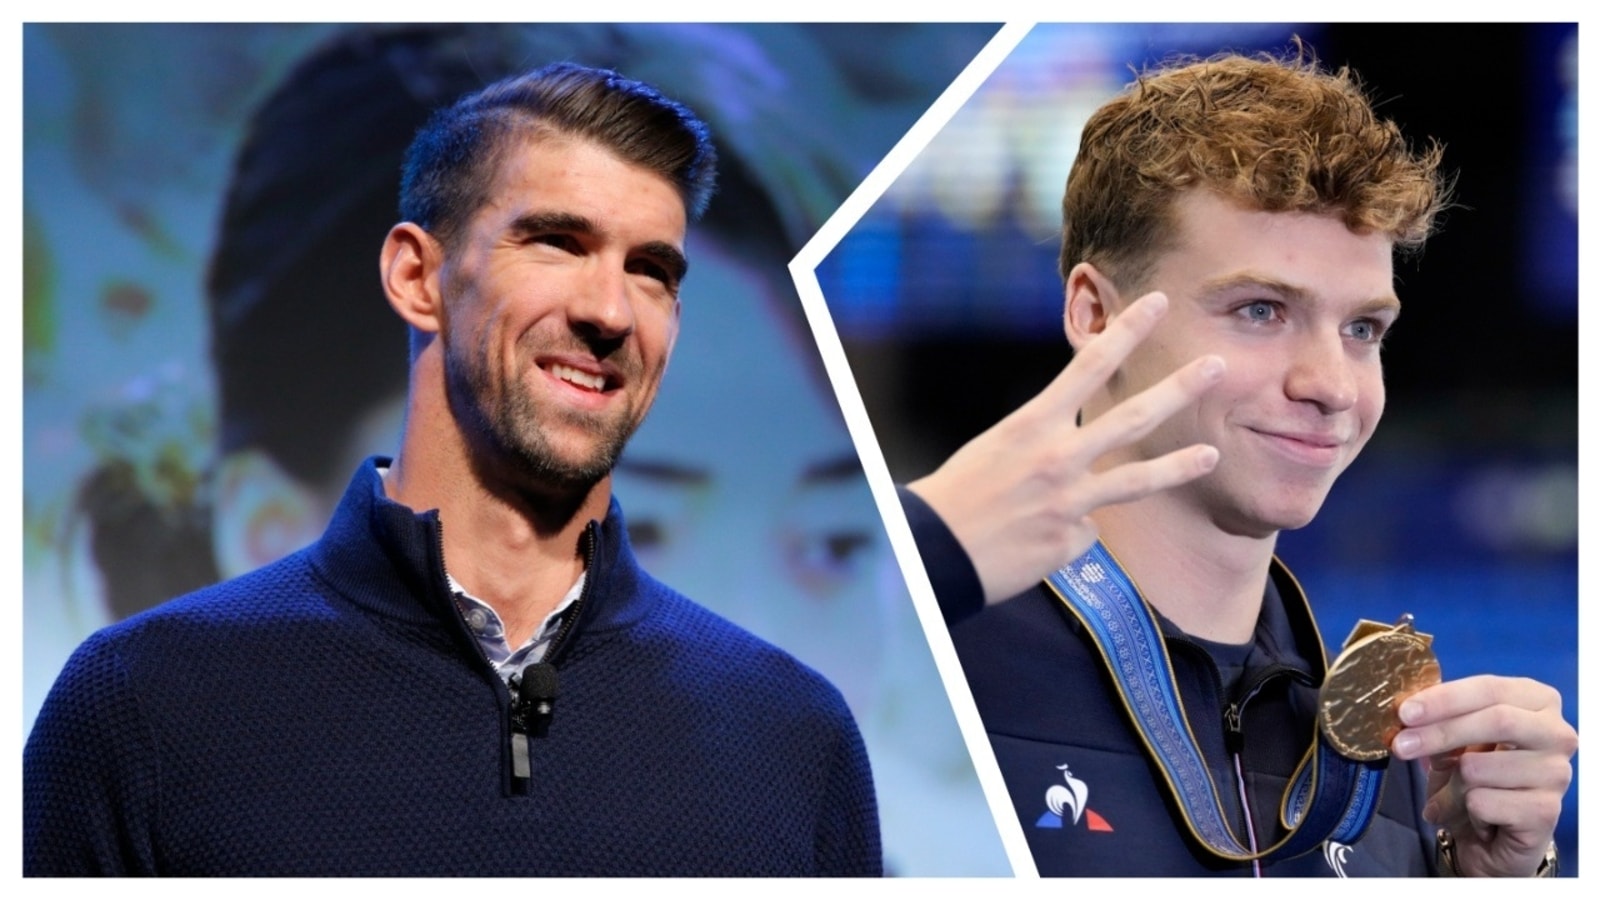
[448,573,585,683]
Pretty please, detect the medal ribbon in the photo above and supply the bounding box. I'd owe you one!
[1044,542,1387,862]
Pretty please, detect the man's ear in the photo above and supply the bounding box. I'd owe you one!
[381,222,444,335]
[1063,261,1122,351]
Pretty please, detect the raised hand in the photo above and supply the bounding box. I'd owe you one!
[907,291,1224,603]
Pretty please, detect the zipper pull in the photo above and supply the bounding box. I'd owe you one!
[1224,701,1244,755]
[507,672,531,780]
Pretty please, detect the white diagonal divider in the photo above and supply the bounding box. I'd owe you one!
[789,21,1040,880]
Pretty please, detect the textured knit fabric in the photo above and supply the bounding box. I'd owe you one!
[24,461,881,876]
[900,486,1433,877]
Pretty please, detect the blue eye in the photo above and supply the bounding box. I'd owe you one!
[1346,318,1389,344]
[1241,301,1276,322]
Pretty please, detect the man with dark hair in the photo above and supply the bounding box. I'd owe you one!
[903,47,1575,876]
[400,63,718,245]
[25,62,880,876]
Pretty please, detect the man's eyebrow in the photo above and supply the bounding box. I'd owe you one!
[1198,272,1400,313]
[509,212,688,285]
[1197,273,1307,302]
[509,210,596,238]
[798,453,864,487]
[615,457,711,486]
[1354,293,1403,317]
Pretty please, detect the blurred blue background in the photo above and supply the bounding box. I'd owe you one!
[817,22,1578,873]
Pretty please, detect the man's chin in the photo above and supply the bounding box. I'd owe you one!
[515,431,632,492]
[1219,500,1329,538]
[512,449,618,494]
[463,426,623,502]
[1193,483,1328,538]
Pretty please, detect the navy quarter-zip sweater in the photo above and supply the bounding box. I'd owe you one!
[24,461,881,876]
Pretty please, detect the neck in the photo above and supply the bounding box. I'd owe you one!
[384,358,609,647]
[1091,495,1277,644]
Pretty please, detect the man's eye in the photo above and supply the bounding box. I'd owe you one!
[532,234,580,253]
[627,259,675,290]
[1240,301,1277,322]
[1347,319,1385,343]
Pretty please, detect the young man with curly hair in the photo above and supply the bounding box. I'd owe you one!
[904,48,1575,877]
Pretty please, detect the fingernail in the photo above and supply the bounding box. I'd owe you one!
[1200,356,1225,379]
[1392,732,1420,758]
[1399,699,1422,724]
[1422,801,1438,823]
[1145,292,1168,315]
[1197,446,1219,470]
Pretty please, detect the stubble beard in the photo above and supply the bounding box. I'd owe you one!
[493,364,634,492]
[445,334,645,498]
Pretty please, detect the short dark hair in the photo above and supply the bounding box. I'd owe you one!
[399,62,718,249]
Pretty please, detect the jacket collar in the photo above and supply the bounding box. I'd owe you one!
[1258,558,1328,680]
[308,457,656,636]
[1146,557,1325,682]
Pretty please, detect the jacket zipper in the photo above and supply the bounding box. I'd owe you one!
[431,516,599,795]
[1221,661,1318,876]
[505,522,598,791]
[1224,676,1268,874]
[540,523,597,666]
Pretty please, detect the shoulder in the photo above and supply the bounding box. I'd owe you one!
[41,548,349,706]
[950,585,1130,751]
[631,584,882,872]
[98,548,335,647]
[629,577,856,721]
[952,584,1102,686]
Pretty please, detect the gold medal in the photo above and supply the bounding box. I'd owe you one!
[1318,614,1442,761]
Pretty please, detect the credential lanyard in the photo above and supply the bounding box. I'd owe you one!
[1044,542,1387,862]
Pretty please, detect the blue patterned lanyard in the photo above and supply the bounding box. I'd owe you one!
[1044,542,1387,862]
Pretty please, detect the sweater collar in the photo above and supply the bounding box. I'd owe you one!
[309,457,654,635]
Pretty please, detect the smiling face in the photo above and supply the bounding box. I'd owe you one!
[1083,190,1399,537]
[437,133,687,493]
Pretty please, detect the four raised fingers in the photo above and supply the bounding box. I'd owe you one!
[1072,353,1225,466]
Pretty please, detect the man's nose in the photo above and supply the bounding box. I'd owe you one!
[570,259,636,339]
[1285,329,1358,412]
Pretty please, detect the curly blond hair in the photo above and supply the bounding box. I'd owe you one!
[1061,43,1449,287]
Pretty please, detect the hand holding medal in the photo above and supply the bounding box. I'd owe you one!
[1318,613,1441,761]
[1319,613,1575,876]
